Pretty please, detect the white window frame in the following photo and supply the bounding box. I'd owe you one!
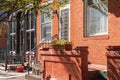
[85,0,108,37]
[9,16,16,51]
[40,12,52,41]
[59,4,70,41]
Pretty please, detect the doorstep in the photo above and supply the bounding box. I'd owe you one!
[88,64,107,71]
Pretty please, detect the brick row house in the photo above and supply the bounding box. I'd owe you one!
[7,0,120,80]
[0,12,8,50]
[36,0,108,79]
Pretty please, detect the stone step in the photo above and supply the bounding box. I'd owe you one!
[32,64,42,75]
[25,74,41,80]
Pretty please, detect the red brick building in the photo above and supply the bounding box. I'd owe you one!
[7,0,120,80]
[34,0,113,80]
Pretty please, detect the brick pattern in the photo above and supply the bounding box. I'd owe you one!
[40,47,88,80]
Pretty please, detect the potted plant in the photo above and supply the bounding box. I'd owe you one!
[65,41,72,51]
[51,39,66,50]
[42,43,50,51]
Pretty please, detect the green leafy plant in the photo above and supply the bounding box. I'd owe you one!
[65,41,72,45]
[51,39,66,46]
[51,40,58,46]
[51,39,73,50]
[0,0,69,21]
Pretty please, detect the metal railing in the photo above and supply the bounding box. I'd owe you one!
[31,34,58,51]
[27,34,58,74]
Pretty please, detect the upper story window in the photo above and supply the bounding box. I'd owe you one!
[26,10,36,31]
[59,4,70,40]
[85,0,108,37]
[25,10,36,51]
[41,11,52,40]
[9,16,17,51]
[9,16,16,34]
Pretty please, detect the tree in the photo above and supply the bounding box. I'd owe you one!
[0,0,69,21]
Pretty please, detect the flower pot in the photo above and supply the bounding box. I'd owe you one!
[52,45,64,50]
[42,48,49,51]
[65,44,72,51]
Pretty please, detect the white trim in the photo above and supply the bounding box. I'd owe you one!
[59,4,70,41]
[89,32,108,36]
[10,33,16,36]
[41,0,53,6]
[26,29,35,32]
[86,0,108,37]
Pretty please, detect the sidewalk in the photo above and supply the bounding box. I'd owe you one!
[0,66,28,80]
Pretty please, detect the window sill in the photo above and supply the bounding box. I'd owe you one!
[83,35,109,41]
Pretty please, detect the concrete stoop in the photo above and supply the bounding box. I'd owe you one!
[25,74,41,80]
[25,63,42,80]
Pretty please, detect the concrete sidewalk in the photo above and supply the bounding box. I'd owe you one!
[0,66,28,80]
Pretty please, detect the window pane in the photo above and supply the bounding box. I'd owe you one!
[26,32,30,51]
[31,11,36,29]
[10,35,16,51]
[41,23,51,39]
[86,0,108,36]
[26,31,35,51]
[60,8,69,40]
[26,10,36,30]
[31,31,35,50]
[41,11,52,40]
[41,13,52,23]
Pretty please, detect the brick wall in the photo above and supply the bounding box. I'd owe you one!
[36,0,120,65]
[70,0,120,65]
[40,47,88,80]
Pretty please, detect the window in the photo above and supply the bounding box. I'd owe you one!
[60,4,70,40]
[41,12,52,40]
[85,0,108,37]
[25,10,36,51]
[9,16,16,51]
[26,10,36,30]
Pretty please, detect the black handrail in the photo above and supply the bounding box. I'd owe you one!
[27,34,58,74]
[31,34,58,51]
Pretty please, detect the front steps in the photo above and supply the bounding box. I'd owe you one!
[25,63,42,80]
[25,74,41,80]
